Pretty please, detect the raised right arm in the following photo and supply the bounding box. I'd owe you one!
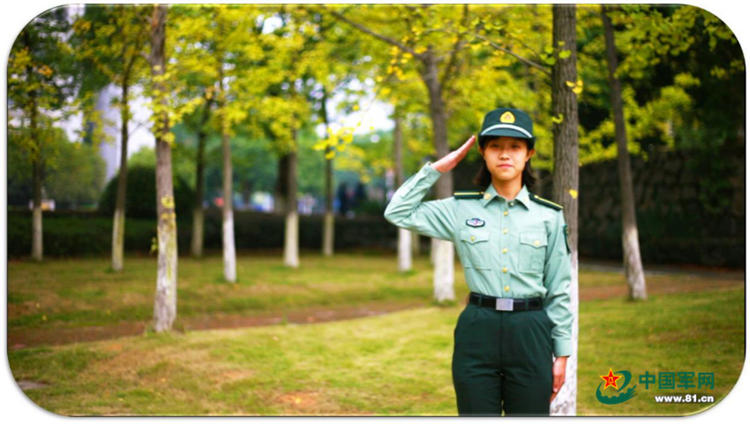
[384,162,457,242]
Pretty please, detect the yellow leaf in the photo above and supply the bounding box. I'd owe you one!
[325,151,335,159]
[565,80,576,88]
[551,114,564,124]
[569,189,578,199]
[353,104,360,111]
[161,195,175,209]
[163,132,175,146]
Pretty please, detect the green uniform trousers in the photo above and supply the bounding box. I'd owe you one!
[452,302,554,416]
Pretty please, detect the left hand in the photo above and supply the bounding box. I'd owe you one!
[550,356,568,403]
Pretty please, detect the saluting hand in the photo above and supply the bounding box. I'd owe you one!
[550,356,568,403]
[430,135,476,173]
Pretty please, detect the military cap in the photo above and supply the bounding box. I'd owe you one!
[478,107,536,150]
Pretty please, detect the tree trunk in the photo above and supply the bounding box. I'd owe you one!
[191,95,211,258]
[221,125,237,282]
[30,88,43,262]
[31,162,43,262]
[219,77,237,283]
[150,4,178,333]
[321,88,335,257]
[411,232,420,256]
[112,80,130,272]
[274,155,288,215]
[551,4,579,416]
[601,5,647,301]
[393,113,412,271]
[283,133,299,268]
[420,50,454,303]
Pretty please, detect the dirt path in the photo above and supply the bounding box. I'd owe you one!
[7,301,427,350]
[578,275,742,301]
[8,273,743,350]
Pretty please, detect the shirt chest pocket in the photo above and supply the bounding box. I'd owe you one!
[518,232,548,274]
[458,229,491,270]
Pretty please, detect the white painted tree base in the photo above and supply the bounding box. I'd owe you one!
[550,253,578,416]
[398,228,412,272]
[432,239,455,302]
[223,209,237,282]
[323,211,334,257]
[284,211,299,268]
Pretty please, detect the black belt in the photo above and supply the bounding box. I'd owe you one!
[468,292,543,312]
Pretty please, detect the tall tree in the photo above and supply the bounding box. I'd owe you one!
[170,4,269,279]
[393,111,412,271]
[320,87,335,257]
[308,9,375,257]
[191,92,213,258]
[217,57,237,282]
[8,7,75,261]
[148,4,178,332]
[168,6,222,260]
[331,4,474,302]
[72,5,149,272]
[550,4,579,416]
[600,5,647,301]
[208,4,278,280]
[269,6,357,268]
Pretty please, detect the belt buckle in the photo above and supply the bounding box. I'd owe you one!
[495,298,513,311]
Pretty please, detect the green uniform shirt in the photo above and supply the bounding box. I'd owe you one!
[384,162,574,357]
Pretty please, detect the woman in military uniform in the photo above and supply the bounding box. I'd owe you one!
[384,107,573,416]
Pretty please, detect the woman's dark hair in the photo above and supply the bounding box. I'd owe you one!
[472,136,537,189]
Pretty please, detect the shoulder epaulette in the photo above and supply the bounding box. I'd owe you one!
[454,191,484,200]
[529,193,563,211]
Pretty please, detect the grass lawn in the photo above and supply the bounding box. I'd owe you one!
[8,283,744,416]
[7,253,738,332]
[7,253,469,331]
[577,286,744,416]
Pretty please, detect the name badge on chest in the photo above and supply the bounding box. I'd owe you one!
[465,218,485,228]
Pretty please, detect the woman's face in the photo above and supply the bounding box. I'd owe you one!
[479,136,535,183]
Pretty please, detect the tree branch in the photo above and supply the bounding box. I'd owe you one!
[503,31,544,63]
[468,31,551,77]
[440,4,470,89]
[329,10,423,59]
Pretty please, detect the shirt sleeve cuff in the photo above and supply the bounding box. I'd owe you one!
[424,161,442,176]
[553,339,572,357]
[396,161,442,199]
[421,161,443,185]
